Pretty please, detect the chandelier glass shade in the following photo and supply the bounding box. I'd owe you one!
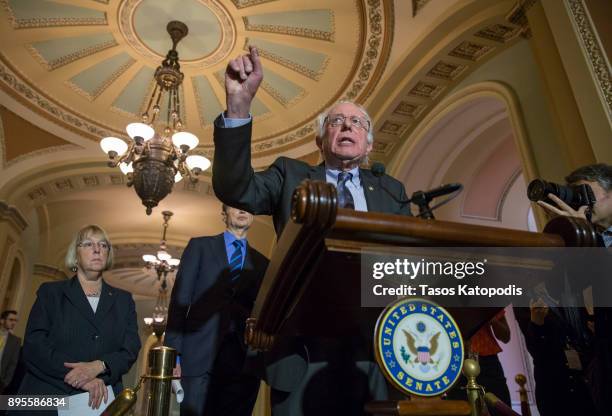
[99,21,210,215]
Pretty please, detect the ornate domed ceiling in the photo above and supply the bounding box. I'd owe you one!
[0,0,537,299]
[0,0,393,163]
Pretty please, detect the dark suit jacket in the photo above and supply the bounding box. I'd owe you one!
[212,120,411,237]
[164,233,269,377]
[0,332,20,392]
[18,277,141,397]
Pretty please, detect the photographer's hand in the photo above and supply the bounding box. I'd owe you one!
[537,193,589,220]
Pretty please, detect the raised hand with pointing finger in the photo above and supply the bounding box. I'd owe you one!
[225,45,263,119]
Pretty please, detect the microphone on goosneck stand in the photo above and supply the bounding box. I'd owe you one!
[410,183,463,219]
[370,162,463,219]
[413,183,463,201]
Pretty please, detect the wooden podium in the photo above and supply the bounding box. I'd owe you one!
[244,180,599,414]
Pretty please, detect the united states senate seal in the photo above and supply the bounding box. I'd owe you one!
[374,298,464,397]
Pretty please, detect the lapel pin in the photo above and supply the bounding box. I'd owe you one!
[368,185,374,191]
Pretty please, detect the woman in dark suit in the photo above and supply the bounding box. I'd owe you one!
[13,225,141,415]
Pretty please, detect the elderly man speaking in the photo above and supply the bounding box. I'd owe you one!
[212,46,412,415]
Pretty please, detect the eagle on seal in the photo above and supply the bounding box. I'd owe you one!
[403,329,440,364]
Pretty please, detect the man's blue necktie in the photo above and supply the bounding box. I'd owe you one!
[229,239,244,282]
[337,171,355,209]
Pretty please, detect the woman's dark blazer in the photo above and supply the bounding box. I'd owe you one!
[16,276,141,405]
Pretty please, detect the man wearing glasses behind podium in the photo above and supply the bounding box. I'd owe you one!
[212,46,412,416]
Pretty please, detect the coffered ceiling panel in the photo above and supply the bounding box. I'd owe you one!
[6,0,108,28]
[68,52,136,100]
[191,75,224,125]
[243,9,334,41]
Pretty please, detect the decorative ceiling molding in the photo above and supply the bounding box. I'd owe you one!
[260,78,306,108]
[5,144,81,169]
[565,0,612,120]
[26,35,118,71]
[392,101,426,118]
[0,200,28,232]
[244,37,329,81]
[66,54,136,101]
[380,120,410,137]
[251,123,315,154]
[18,170,214,208]
[343,0,393,102]
[372,3,526,166]
[243,20,334,42]
[506,0,536,38]
[1,0,108,29]
[448,41,495,62]
[242,10,335,42]
[0,60,112,140]
[408,81,445,99]
[231,0,278,9]
[427,61,467,81]
[371,140,395,157]
[475,23,522,43]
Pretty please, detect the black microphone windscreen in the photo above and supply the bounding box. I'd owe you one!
[371,162,385,177]
[425,183,463,199]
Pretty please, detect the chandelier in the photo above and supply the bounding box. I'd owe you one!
[142,210,180,333]
[99,21,210,215]
[143,289,168,338]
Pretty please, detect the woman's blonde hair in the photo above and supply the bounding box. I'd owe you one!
[65,225,114,272]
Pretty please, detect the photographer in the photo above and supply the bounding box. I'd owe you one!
[535,163,611,246]
[531,163,611,415]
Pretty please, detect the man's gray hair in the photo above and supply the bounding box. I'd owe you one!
[315,100,374,145]
[566,163,612,191]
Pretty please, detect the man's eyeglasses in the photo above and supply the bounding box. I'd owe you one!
[78,240,110,251]
[325,114,371,132]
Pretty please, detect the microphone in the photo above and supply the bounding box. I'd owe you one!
[411,183,463,203]
[410,183,462,219]
[370,163,411,207]
[371,163,462,219]
[371,162,386,178]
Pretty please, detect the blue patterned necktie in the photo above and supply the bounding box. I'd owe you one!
[337,171,355,209]
[228,239,244,282]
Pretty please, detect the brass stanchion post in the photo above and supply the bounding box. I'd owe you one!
[145,346,177,416]
[463,358,484,416]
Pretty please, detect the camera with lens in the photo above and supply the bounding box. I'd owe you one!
[527,179,596,209]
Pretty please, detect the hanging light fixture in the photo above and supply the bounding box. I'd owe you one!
[99,21,210,215]
[142,210,180,332]
[143,210,180,281]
